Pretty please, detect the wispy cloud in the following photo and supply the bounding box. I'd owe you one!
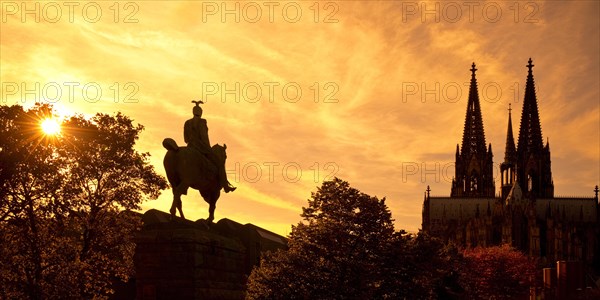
[2,1,598,235]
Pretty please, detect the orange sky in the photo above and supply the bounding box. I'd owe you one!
[1,1,599,235]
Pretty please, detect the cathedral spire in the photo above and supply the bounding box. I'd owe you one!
[504,104,516,163]
[460,62,487,158]
[501,103,517,199]
[517,58,544,155]
[515,58,553,198]
[451,63,495,198]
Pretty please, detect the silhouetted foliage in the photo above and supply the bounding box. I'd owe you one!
[0,104,167,299]
[379,232,463,299]
[246,178,462,299]
[460,245,536,299]
[247,178,394,299]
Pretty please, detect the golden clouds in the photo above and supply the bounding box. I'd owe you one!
[1,1,598,235]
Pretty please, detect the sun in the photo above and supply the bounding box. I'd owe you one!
[41,118,61,135]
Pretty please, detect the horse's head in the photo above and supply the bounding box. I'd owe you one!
[211,143,227,164]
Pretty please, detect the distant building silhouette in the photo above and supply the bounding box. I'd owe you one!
[422,60,599,265]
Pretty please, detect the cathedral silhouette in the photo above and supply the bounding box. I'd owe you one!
[422,59,599,264]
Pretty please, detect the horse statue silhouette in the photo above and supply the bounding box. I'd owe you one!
[162,101,235,223]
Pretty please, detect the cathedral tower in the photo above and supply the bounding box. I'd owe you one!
[451,63,495,197]
[501,104,517,199]
[516,59,554,198]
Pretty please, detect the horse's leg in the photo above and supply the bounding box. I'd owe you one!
[207,200,215,223]
[170,184,186,220]
[202,190,216,223]
[169,191,179,220]
[207,189,220,224]
[177,196,185,220]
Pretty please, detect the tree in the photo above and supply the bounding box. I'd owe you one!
[379,232,464,299]
[0,104,66,299]
[460,245,536,299]
[246,178,469,299]
[0,104,167,299]
[246,178,395,299]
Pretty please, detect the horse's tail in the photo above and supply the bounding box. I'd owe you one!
[162,138,179,152]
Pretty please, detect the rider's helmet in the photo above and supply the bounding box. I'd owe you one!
[192,100,204,117]
[193,105,202,117]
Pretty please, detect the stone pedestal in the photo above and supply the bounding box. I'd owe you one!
[133,209,287,300]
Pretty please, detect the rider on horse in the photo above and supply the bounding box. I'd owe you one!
[184,101,236,193]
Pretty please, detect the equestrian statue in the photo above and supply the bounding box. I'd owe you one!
[162,100,236,222]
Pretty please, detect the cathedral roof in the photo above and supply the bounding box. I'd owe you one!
[425,196,597,223]
[426,197,498,221]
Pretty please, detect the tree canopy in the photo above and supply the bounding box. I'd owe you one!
[460,245,537,299]
[246,178,463,299]
[0,104,167,299]
[247,178,393,299]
